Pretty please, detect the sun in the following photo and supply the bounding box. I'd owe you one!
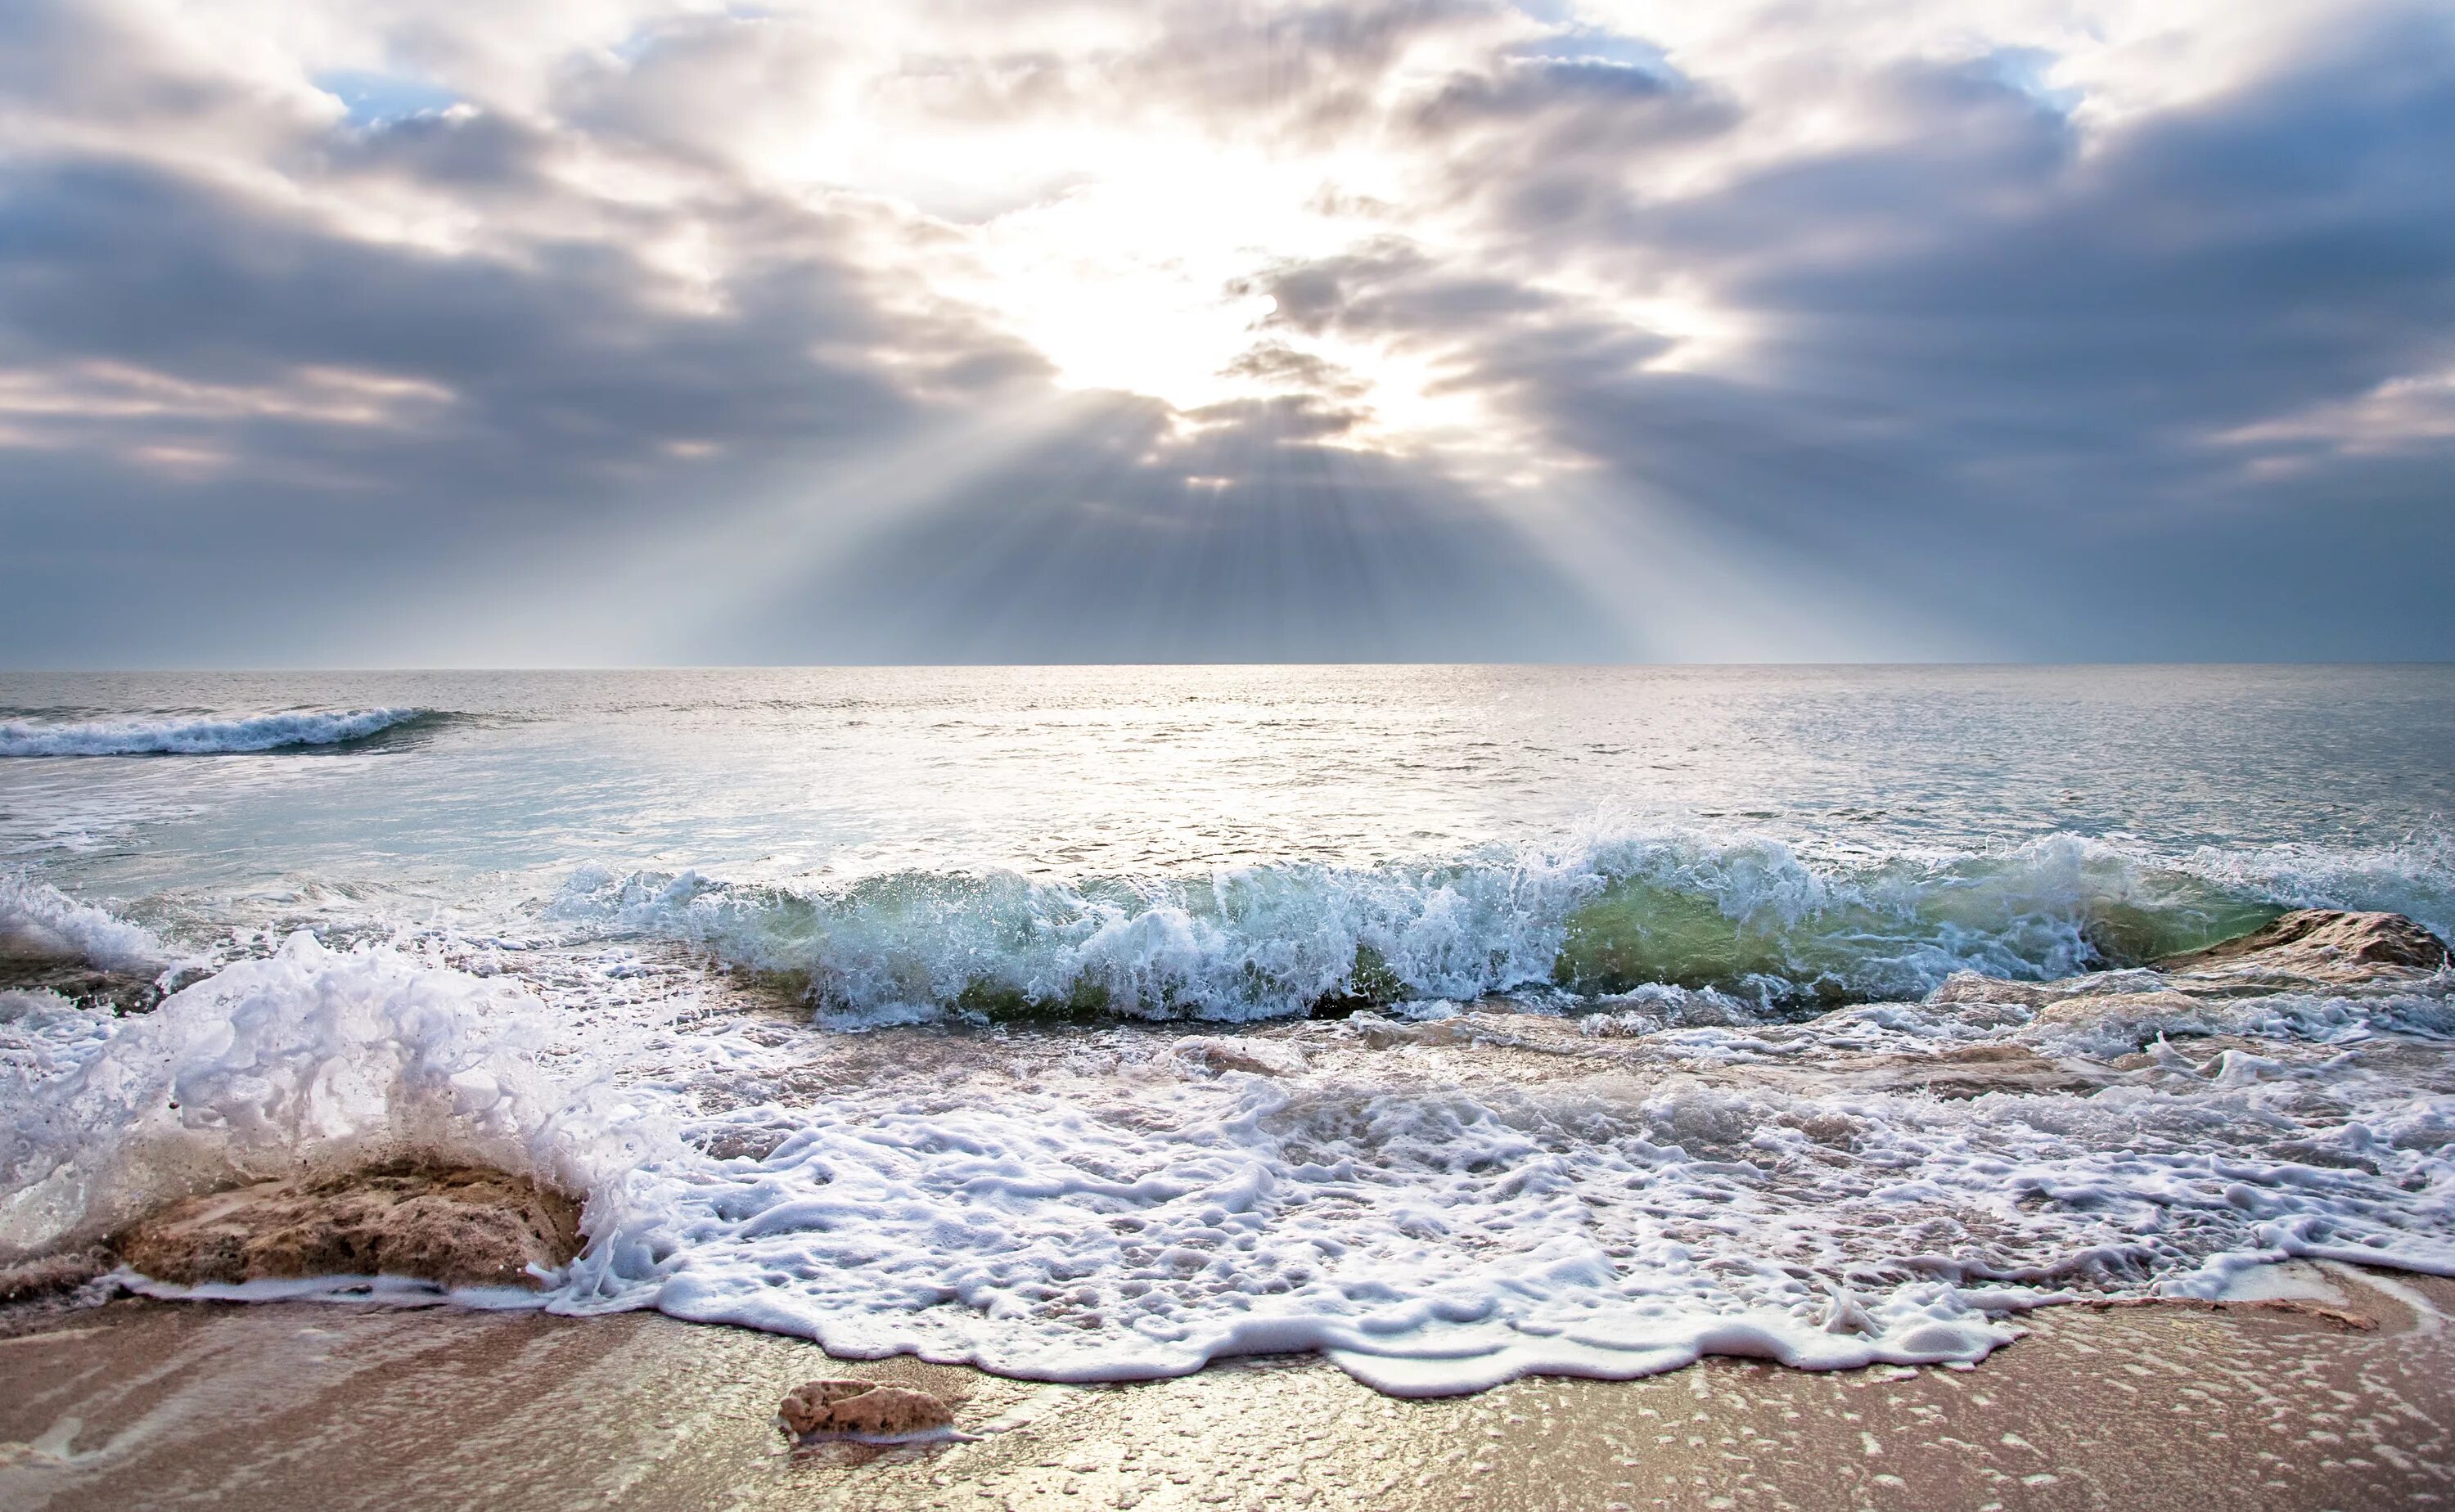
[940,142,1525,461]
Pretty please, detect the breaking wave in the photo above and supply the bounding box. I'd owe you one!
[0,872,182,973]
[0,933,655,1263]
[550,830,2455,1023]
[0,706,435,757]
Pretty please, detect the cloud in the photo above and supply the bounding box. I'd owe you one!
[0,0,2450,664]
[1233,3,2455,653]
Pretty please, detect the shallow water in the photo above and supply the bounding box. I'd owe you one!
[2,665,2452,1393]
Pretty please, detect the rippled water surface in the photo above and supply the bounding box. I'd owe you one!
[2,664,2448,883]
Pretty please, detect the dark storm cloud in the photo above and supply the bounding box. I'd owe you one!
[0,159,948,495]
[1399,50,1738,239]
[1623,34,2455,443]
[1408,50,1735,155]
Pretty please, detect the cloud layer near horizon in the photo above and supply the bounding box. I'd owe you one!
[2,0,2452,665]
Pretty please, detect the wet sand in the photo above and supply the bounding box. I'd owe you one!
[3,1265,2451,1510]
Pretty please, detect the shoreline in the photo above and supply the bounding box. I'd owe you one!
[6,1262,2453,1510]
[6,907,2449,1411]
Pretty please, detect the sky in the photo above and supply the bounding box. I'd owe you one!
[2,0,2452,666]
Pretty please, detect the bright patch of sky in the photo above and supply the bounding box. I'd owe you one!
[314,70,458,126]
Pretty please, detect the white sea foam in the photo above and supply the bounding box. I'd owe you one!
[0,989,117,1090]
[2018,984,2455,1059]
[0,707,430,757]
[545,988,2455,1393]
[0,871,182,972]
[562,1073,2028,1393]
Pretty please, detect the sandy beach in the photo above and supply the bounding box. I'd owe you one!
[5,1263,2450,1510]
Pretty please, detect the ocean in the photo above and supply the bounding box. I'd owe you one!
[4,664,2453,1393]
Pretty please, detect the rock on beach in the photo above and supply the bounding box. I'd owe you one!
[777,1379,958,1442]
[116,1160,583,1290]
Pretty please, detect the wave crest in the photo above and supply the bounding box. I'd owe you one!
[0,707,434,757]
[550,830,2383,1023]
[0,872,180,973]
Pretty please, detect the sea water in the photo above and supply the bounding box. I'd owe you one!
[2,665,2452,1392]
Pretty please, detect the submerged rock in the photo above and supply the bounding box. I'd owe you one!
[777,1378,957,1441]
[2030,989,2214,1029]
[0,1248,112,1305]
[117,1161,583,1289]
[1924,974,2068,1012]
[1790,1042,2118,1099]
[0,1248,116,1342]
[1174,1035,1309,1078]
[0,957,173,1015]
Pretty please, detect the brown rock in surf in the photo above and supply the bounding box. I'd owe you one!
[0,1249,113,1305]
[1925,910,2448,1022]
[1907,911,2448,1052]
[1925,974,2068,1012]
[117,1161,582,1289]
[2029,989,2214,1029]
[2151,909,2449,980]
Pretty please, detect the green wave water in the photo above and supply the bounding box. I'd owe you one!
[553,831,2373,1024]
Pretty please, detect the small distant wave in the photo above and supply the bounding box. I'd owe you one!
[0,707,435,757]
[549,829,2455,1024]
